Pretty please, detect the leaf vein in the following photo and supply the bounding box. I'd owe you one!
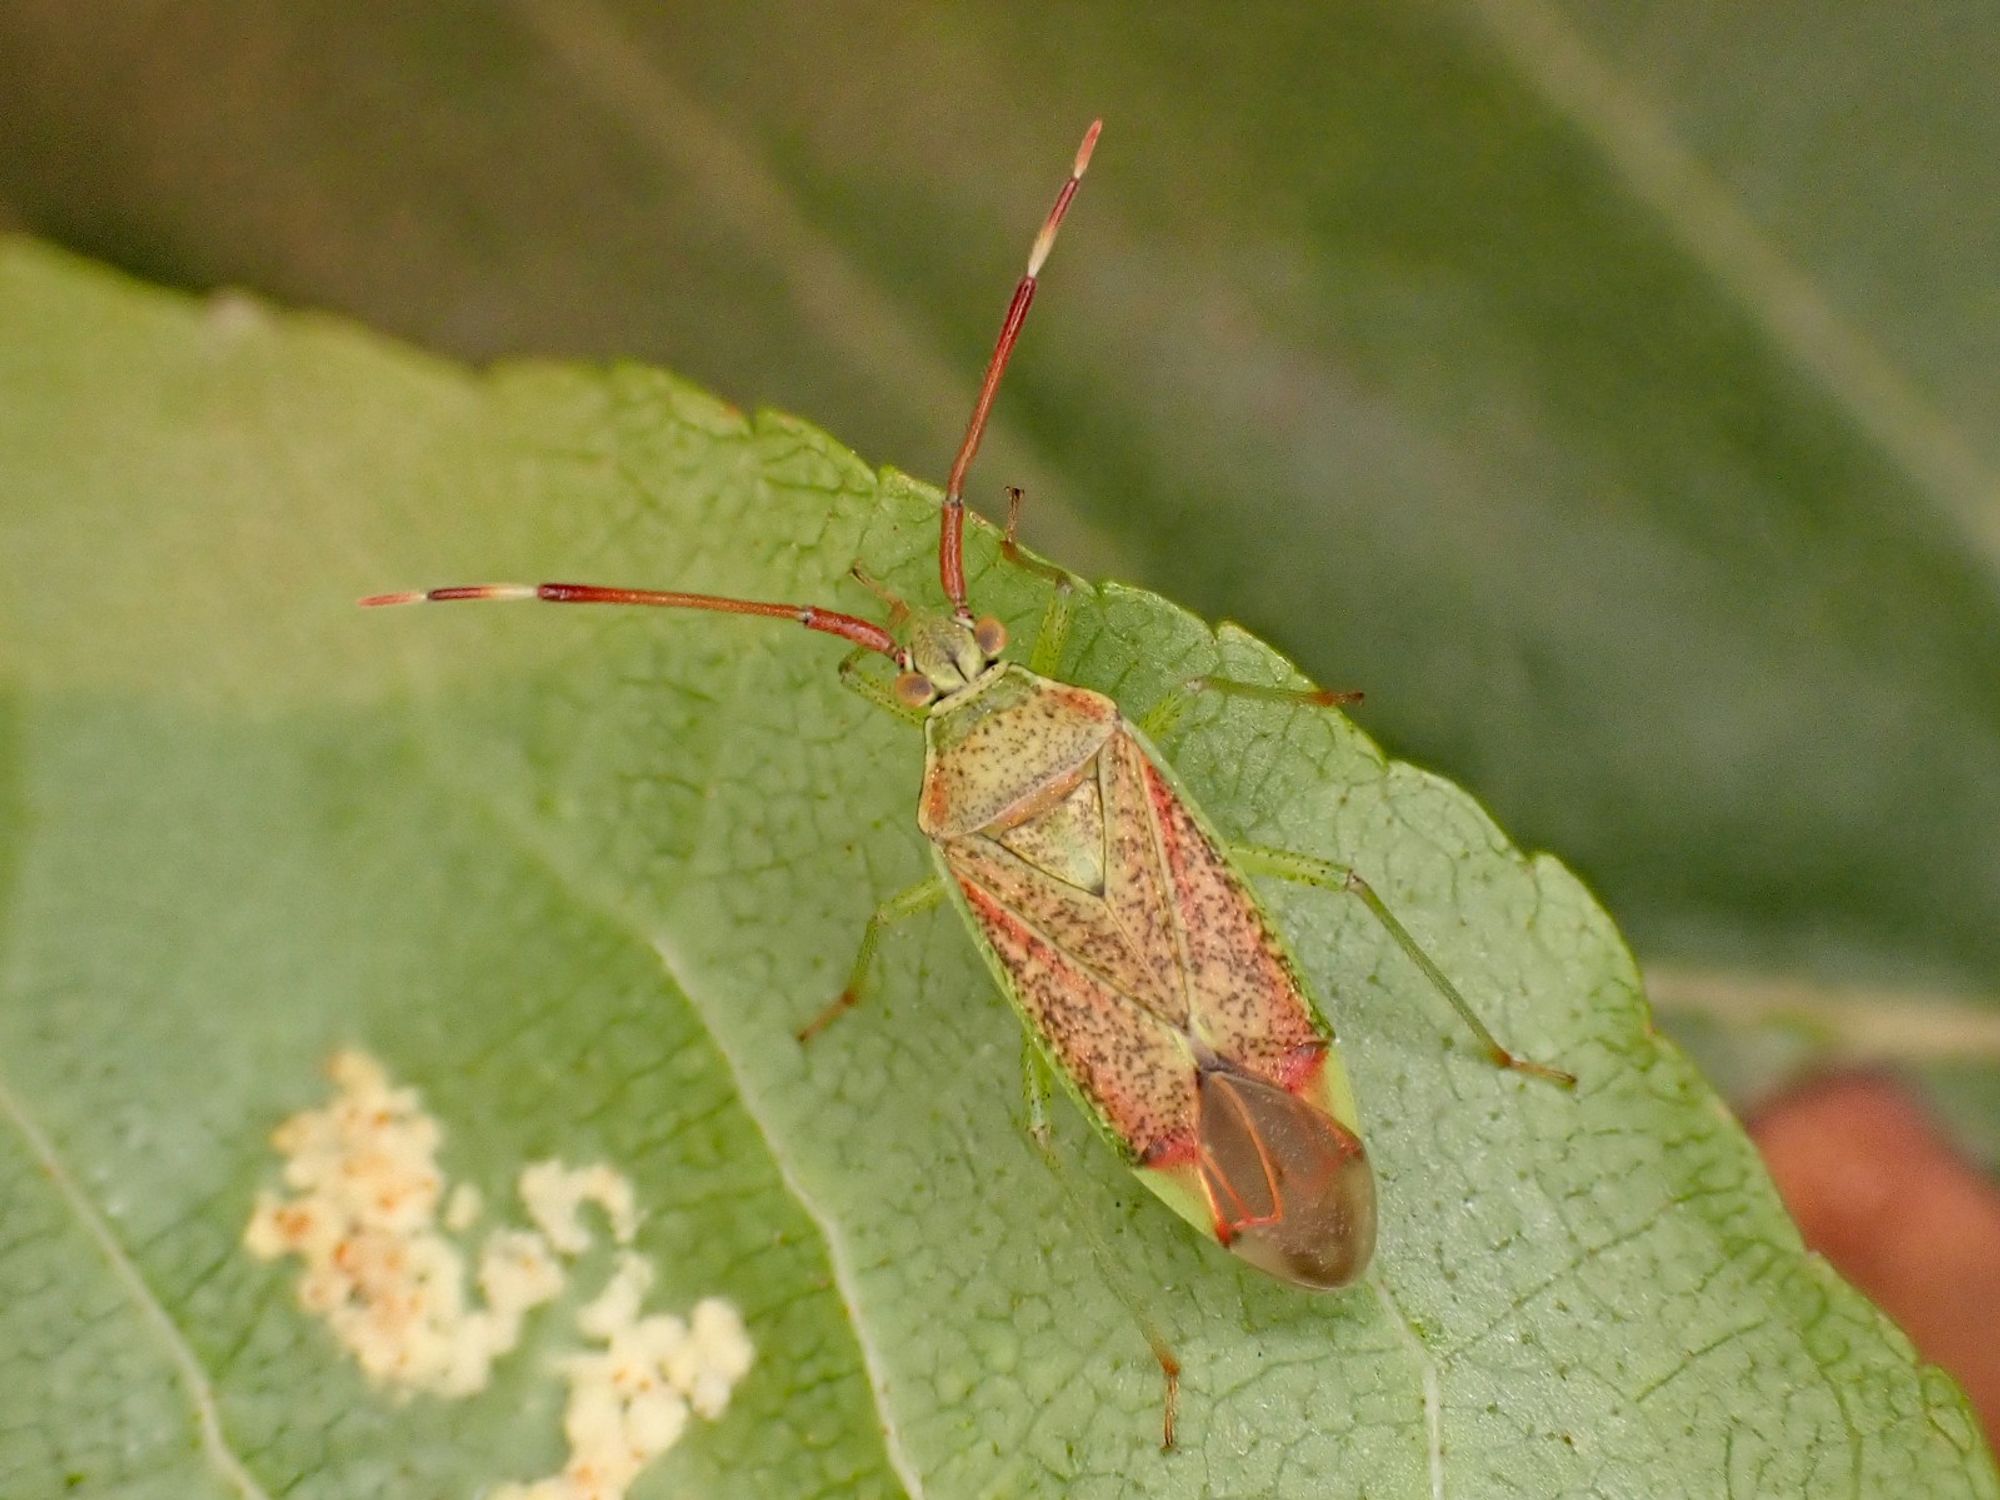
[0,1065,272,1500]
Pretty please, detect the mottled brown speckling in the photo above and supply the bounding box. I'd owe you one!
[926,668,1349,1204]
[920,670,1117,840]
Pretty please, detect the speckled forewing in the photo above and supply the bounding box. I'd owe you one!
[1128,736,1325,1088]
[945,745,1185,1028]
[955,875,1197,1160]
[937,716,1327,1160]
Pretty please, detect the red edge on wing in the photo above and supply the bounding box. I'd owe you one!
[1272,1041,1328,1095]
[1052,684,1116,719]
[961,878,1197,1168]
[922,775,954,830]
[1140,1136,1200,1169]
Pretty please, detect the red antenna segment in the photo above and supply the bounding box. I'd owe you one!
[939,119,1100,618]
[359,121,1101,658]
[359,582,903,661]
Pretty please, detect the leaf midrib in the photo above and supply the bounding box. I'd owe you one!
[393,685,931,1500]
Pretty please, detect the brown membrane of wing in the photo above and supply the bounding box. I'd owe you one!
[1195,1067,1376,1291]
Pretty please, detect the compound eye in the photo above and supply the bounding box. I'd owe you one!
[894,671,938,707]
[973,615,1008,658]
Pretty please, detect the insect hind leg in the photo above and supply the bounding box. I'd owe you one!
[1020,1039,1183,1451]
[1229,843,1574,1087]
[836,648,929,724]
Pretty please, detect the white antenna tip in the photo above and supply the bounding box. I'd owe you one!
[1075,119,1102,177]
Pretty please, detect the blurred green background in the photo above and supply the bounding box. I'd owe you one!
[5,0,1998,1151]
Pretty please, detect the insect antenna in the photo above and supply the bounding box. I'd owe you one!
[359,582,906,663]
[939,118,1101,620]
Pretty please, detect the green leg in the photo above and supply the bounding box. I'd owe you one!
[1229,843,1574,1087]
[1139,674,1362,741]
[999,485,1076,591]
[1024,577,1075,677]
[836,647,927,725]
[996,487,1076,676]
[795,877,947,1043]
[1019,1039,1183,1451]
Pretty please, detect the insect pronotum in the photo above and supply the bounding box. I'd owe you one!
[364,119,1572,1450]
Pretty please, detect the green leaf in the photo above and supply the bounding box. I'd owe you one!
[2,241,1993,1497]
[7,0,1999,1139]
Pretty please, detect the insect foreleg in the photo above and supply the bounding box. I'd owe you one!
[1025,579,1075,679]
[998,486,1077,591]
[795,877,947,1043]
[1018,1038,1183,1451]
[1228,843,1575,1088]
[986,487,1079,676]
[836,648,929,724]
[1138,675,1363,742]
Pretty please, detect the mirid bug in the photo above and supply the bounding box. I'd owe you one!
[363,119,1571,1448]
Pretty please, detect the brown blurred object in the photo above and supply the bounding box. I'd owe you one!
[1753,1074,2000,1447]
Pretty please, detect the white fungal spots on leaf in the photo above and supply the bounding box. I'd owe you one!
[520,1159,640,1252]
[242,1049,558,1396]
[493,1252,755,1500]
[244,1050,754,1499]
[444,1181,484,1233]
